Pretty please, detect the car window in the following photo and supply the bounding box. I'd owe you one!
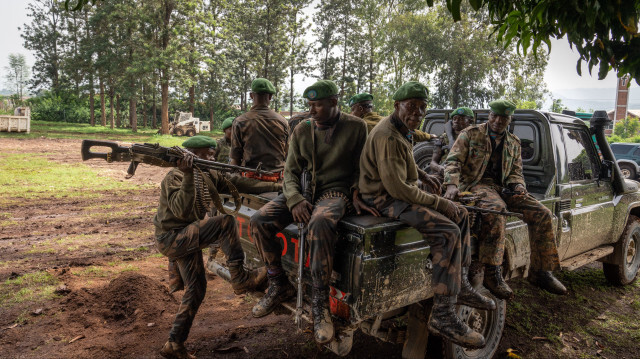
[611,144,629,155]
[633,147,640,157]
[563,127,599,181]
[427,122,445,136]
[514,123,537,162]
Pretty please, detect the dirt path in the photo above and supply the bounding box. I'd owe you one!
[0,137,638,359]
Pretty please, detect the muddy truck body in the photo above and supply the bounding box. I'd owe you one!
[211,110,640,359]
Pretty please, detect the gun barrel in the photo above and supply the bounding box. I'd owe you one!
[463,205,524,219]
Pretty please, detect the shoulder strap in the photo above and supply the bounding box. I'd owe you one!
[196,167,241,216]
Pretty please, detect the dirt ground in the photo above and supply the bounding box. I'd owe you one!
[1,137,639,359]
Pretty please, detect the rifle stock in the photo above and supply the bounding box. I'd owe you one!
[295,168,312,330]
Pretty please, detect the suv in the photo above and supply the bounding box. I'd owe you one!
[210,110,640,359]
[610,143,640,179]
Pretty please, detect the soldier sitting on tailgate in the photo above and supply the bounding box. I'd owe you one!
[443,99,567,300]
[430,107,474,180]
[155,135,280,359]
[358,82,495,349]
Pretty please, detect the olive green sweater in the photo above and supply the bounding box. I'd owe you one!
[359,115,443,209]
[153,168,280,236]
[283,112,367,210]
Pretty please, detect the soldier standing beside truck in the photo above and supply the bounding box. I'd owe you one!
[358,81,495,349]
[155,136,280,359]
[250,80,378,345]
[214,117,233,163]
[443,100,567,300]
[230,78,289,181]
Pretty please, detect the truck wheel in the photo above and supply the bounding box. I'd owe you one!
[442,287,506,359]
[186,129,196,137]
[413,142,436,172]
[619,163,636,179]
[174,128,184,136]
[603,215,640,285]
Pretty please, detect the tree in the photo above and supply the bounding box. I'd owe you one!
[614,117,640,139]
[550,98,566,113]
[4,54,30,102]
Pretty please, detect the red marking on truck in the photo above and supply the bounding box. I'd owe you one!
[236,215,309,266]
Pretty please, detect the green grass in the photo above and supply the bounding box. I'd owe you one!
[0,271,60,307]
[0,153,149,200]
[0,120,223,147]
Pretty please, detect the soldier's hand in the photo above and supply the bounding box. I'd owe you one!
[352,189,380,217]
[443,184,459,200]
[292,200,313,224]
[177,153,194,173]
[513,184,527,195]
[419,173,442,194]
[439,198,462,222]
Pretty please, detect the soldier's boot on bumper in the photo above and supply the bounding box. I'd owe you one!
[457,267,496,310]
[252,270,296,318]
[528,270,567,295]
[483,265,513,300]
[227,259,268,295]
[428,295,486,349]
[312,285,334,344]
[160,341,195,359]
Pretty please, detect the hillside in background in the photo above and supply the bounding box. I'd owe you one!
[550,86,640,112]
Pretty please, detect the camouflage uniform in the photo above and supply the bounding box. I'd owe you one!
[230,104,289,172]
[214,137,231,164]
[359,116,471,295]
[443,122,560,271]
[251,113,367,287]
[154,168,279,344]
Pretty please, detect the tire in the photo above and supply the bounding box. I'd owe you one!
[603,215,640,286]
[186,129,196,137]
[174,128,184,136]
[414,142,436,172]
[618,163,636,179]
[442,287,506,359]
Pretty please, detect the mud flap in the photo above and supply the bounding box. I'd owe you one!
[402,300,433,359]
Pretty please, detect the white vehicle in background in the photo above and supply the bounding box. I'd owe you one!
[168,111,210,137]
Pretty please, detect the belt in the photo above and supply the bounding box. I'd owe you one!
[241,171,283,183]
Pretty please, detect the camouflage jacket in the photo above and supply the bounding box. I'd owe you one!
[230,104,289,171]
[443,122,525,191]
[362,111,434,142]
[215,137,231,164]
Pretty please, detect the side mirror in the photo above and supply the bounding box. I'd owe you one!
[599,160,614,180]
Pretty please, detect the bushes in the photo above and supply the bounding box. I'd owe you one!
[28,91,91,123]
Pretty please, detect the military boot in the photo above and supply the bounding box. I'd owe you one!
[227,260,268,295]
[160,341,195,359]
[483,265,513,300]
[457,267,496,310]
[428,295,486,349]
[528,270,567,295]
[252,271,296,318]
[312,285,334,344]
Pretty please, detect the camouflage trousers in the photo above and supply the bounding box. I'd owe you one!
[251,193,347,287]
[365,194,471,296]
[156,214,241,343]
[471,182,560,271]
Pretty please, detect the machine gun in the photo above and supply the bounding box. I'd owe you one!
[295,167,313,331]
[456,191,524,219]
[80,139,277,179]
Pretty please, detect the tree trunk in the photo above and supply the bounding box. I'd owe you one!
[109,92,115,129]
[142,85,147,128]
[161,78,169,134]
[116,94,121,128]
[100,78,106,126]
[129,97,137,132]
[89,73,95,126]
[152,88,157,129]
[189,85,195,113]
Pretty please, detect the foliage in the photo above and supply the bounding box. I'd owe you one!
[550,98,566,113]
[613,117,640,139]
[27,91,90,123]
[3,54,30,102]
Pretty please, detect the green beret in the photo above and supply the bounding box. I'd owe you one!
[221,117,234,130]
[251,78,276,94]
[489,99,517,116]
[303,80,339,101]
[347,93,374,107]
[392,81,429,101]
[450,107,474,118]
[182,135,217,149]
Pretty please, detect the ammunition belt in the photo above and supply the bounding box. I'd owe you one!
[241,171,283,183]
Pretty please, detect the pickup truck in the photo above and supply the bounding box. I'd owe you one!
[210,109,640,359]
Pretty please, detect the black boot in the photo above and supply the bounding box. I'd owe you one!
[251,271,295,318]
[312,285,334,344]
[227,259,268,295]
[483,265,513,300]
[528,270,567,295]
[457,267,496,310]
[428,295,486,349]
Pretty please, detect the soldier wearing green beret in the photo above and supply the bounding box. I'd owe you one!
[230,78,289,181]
[430,107,474,178]
[155,135,281,359]
[358,81,494,349]
[214,117,234,164]
[251,79,377,345]
[443,99,566,301]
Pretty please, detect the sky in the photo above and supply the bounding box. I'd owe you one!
[1,0,637,109]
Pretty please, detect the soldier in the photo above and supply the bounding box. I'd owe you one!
[443,100,567,300]
[214,117,233,163]
[287,111,311,136]
[155,136,280,359]
[230,78,289,180]
[430,107,474,178]
[347,92,437,141]
[358,81,495,349]
[250,80,377,344]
